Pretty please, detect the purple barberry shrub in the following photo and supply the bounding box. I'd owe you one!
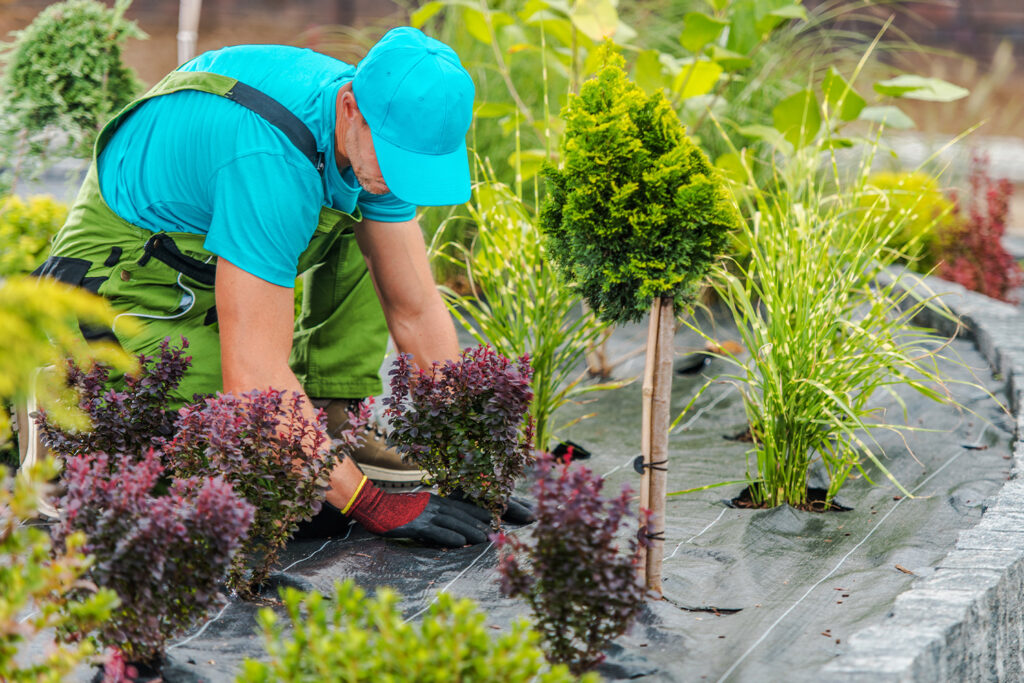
[384,345,535,524]
[36,337,191,459]
[493,451,651,674]
[162,389,368,594]
[54,448,254,665]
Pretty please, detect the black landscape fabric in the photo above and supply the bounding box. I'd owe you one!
[49,323,1013,682]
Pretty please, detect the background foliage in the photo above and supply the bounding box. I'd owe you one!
[0,194,67,277]
[0,0,146,189]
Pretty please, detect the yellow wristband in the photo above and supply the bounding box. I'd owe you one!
[340,475,369,515]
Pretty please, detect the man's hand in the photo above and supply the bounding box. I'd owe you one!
[345,479,491,547]
[449,489,535,525]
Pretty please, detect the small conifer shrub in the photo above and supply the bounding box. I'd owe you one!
[384,345,535,523]
[494,452,650,674]
[54,448,254,665]
[539,46,741,324]
[164,390,368,594]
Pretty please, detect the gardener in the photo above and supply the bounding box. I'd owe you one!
[30,27,502,547]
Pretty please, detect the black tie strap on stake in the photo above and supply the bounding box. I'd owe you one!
[633,456,668,475]
[645,530,666,542]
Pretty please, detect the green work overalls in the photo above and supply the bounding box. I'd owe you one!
[35,71,389,405]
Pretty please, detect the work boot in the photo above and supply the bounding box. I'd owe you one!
[312,398,428,488]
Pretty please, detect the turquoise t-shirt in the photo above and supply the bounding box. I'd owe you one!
[98,45,416,287]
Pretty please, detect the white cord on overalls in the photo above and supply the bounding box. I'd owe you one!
[110,255,213,336]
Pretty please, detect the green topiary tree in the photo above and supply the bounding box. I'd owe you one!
[539,45,740,325]
[0,0,146,187]
[539,44,741,592]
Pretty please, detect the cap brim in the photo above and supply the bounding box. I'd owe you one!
[371,130,471,207]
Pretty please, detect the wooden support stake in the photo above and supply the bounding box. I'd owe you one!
[644,296,674,594]
[637,298,661,581]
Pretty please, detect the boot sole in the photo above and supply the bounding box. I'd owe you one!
[358,463,430,488]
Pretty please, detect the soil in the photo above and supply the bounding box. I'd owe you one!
[727,485,855,513]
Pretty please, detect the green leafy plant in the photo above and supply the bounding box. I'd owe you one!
[0,458,117,682]
[237,579,589,683]
[0,194,68,277]
[54,449,254,666]
[0,0,146,187]
[432,171,621,453]
[163,390,365,595]
[494,451,650,674]
[384,346,534,523]
[539,45,741,324]
[690,121,963,509]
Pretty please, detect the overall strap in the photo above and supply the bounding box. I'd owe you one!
[224,82,326,174]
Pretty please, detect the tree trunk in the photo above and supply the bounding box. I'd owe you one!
[639,296,673,593]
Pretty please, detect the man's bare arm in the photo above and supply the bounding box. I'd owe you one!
[354,217,459,369]
[215,257,365,506]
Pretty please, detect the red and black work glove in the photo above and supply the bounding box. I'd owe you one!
[339,476,491,547]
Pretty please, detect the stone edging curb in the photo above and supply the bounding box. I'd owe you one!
[822,272,1024,681]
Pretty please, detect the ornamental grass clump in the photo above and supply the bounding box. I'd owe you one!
[494,452,650,674]
[164,390,367,595]
[432,170,620,453]
[384,345,534,524]
[237,580,591,683]
[53,448,253,666]
[696,126,962,509]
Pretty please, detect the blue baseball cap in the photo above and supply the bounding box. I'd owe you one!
[353,27,474,206]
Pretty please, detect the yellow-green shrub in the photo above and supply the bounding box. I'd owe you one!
[860,171,956,272]
[0,194,68,277]
[238,580,592,683]
[0,276,134,446]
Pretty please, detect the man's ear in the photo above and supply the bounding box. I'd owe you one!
[338,87,359,121]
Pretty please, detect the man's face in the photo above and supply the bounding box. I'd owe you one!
[345,115,390,195]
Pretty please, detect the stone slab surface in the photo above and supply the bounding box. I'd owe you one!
[824,271,1024,682]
